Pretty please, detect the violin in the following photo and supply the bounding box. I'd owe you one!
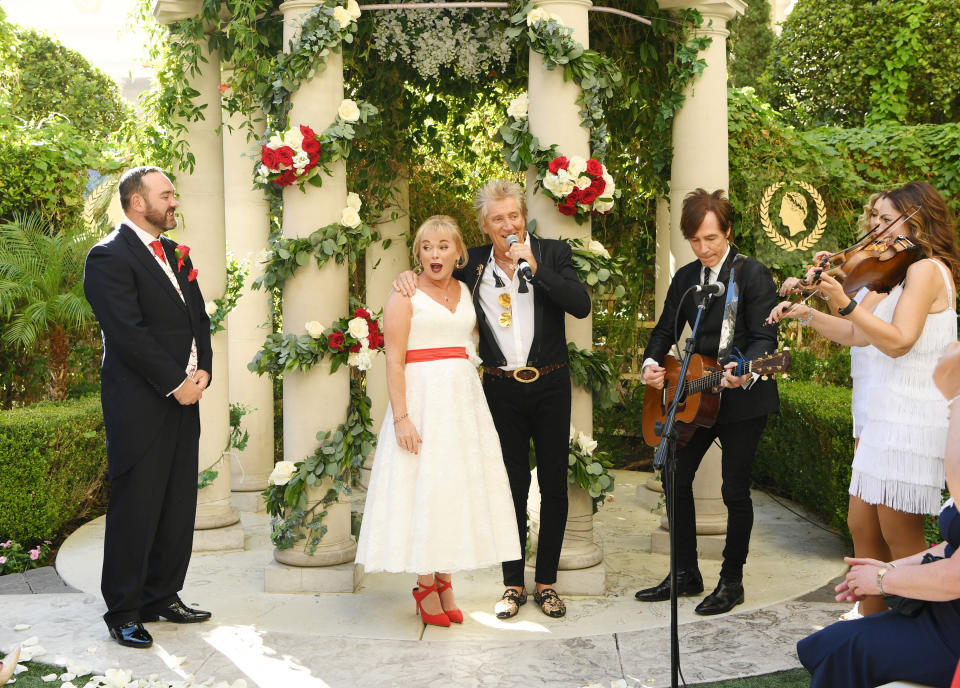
[785,206,924,298]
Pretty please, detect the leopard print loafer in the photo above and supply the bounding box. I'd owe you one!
[494,588,527,619]
[533,587,566,618]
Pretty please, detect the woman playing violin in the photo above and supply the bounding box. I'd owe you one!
[769,181,960,616]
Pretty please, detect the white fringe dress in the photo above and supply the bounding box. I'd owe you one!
[849,259,956,515]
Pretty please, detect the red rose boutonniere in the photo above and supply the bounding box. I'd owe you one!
[175,244,190,272]
[188,269,198,282]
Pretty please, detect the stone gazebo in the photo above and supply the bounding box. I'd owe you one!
[149,0,745,593]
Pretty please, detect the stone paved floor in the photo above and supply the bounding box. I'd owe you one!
[0,471,852,687]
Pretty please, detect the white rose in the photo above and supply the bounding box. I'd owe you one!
[352,349,373,371]
[346,191,362,211]
[526,8,549,25]
[577,431,598,456]
[347,316,368,339]
[506,93,529,120]
[346,0,361,20]
[268,461,296,486]
[575,175,592,190]
[546,171,575,197]
[594,199,614,214]
[340,206,362,229]
[257,163,270,178]
[332,5,352,28]
[205,301,218,317]
[588,240,611,259]
[567,155,587,178]
[337,98,360,122]
[305,320,324,339]
[267,133,285,150]
[292,150,310,174]
[601,170,616,198]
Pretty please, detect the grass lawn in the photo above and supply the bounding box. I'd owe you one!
[693,669,810,687]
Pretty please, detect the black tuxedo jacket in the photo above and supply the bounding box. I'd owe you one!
[643,247,779,424]
[454,235,591,368]
[83,224,212,479]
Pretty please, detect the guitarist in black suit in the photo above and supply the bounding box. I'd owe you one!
[395,180,590,619]
[83,166,213,648]
[634,188,779,615]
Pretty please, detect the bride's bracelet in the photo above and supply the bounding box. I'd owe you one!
[799,306,815,327]
[393,413,408,424]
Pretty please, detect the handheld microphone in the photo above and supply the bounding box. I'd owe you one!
[693,281,725,298]
[505,234,534,281]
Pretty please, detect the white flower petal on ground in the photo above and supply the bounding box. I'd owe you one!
[58,673,76,681]
[12,624,29,631]
[60,683,78,688]
[103,668,132,687]
[86,647,97,654]
[40,674,57,683]
[21,636,38,647]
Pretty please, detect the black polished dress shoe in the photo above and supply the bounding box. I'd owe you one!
[140,600,212,624]
[695,578,745,615]
[634,569,704,602]
[108,621,153,649]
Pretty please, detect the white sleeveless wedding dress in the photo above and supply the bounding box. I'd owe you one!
[356,283,521,574]
[849,259,956,515]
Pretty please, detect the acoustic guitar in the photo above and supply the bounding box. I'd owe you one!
[641,351,792,447]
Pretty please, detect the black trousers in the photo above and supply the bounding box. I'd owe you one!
[663,414,767,581]
[483,368,571,587]
[101,403,200,626]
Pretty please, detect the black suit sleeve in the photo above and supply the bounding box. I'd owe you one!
[530,241,591,319]
[738,260,778,362]
[183,255,213,379]
[643,265,690,364]
[83,245,188,396]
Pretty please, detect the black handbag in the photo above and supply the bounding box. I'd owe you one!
[882,552,944,617]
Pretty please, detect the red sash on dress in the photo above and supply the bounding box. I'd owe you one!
[405,346,469,363]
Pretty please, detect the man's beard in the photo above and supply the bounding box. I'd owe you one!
[143,201,176,233]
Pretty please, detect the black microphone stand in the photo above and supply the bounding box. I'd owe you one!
[653,289,711,688]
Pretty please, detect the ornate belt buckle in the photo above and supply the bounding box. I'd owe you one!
[513,366,540,383]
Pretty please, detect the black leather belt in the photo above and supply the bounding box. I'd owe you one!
[482,362,566,383]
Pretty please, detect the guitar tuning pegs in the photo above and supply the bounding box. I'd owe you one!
[761,375,768,381]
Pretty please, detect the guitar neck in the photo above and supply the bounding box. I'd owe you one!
[687,359,757,394]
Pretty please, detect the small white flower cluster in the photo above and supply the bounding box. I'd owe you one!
[588,240,610,259]
[526,8,566,28]
[332,0,361,29]
[506,93,528,120]
[268,460,296,486]
[346,315,374,371]
[371,7,512,81]
[340,192,362,229]
[337,98,360,123]
[569,424,598,456]
[542,155,616,215]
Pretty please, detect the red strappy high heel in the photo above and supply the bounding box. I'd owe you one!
[412,582,451,627]
[435,576,463,624]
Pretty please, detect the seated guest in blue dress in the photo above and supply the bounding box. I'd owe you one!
[798,341,960,688]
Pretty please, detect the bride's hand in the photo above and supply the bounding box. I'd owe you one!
[394,417,422,455]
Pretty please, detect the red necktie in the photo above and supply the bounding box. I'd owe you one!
[149,240,167,264]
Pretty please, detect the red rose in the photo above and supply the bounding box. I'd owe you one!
[353,307,370,319]
[376,333,385,349]
[175,244,190,271]
[548,156,569,174]
[558,196,578,216]
[590,177,606,194]
[188,268,199,282]
[261,145,280,170]
[299,124,317,140]
[275,145,295,168]
[349,342,363,353]
[367,320,379,340]
[275,169,296,187]
[579,187,599,205]
[328,331,345,351]
[566,187,582,203]
[586,158,604,177]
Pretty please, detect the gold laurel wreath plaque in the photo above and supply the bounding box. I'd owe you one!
[759,181,827,252]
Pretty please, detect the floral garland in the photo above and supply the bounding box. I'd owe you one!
[251,193,374,292]
[197,403,251,490]
[567,424,615,514]
[563,237,626,299]
[255,100,380,190]
[263,383,375,553]
[206,255,248,335]
[248,303,384,378]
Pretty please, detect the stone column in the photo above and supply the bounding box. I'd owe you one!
[222,69,275,513]
[362,172,411,486]
[264,0,357,593]
[647,0,745,560]
[154,0,242,552]
[526,0,603,594]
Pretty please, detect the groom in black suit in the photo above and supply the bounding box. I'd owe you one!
[634,188,779,615]
[397,179,590,618]
[83,166,213,648]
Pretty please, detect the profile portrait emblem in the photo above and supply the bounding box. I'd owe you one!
[759,181,826,252]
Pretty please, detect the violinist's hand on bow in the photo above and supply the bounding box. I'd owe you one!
[765,300,810,326]
[721,361,751,389]
[817,273,847,307]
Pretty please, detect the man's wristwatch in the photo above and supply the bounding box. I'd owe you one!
[876,566,889,595]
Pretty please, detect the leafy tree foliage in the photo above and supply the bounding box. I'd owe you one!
[764,0,960,127]
[727,0,774,89]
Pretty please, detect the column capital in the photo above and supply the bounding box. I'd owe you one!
[657,0,746,23]
[152,0,202,25]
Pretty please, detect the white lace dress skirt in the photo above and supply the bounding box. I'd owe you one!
[356,355,521,574]
[849,345,871,439]
[849,281,955,515]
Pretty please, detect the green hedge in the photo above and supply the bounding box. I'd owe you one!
[0,395,106,543]
[755,380,853,535]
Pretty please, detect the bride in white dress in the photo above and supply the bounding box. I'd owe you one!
[356,215,520,627]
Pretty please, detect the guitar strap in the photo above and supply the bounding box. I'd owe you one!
[717,254,743,362]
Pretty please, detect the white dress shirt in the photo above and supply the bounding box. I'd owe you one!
[477,234,535,370]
